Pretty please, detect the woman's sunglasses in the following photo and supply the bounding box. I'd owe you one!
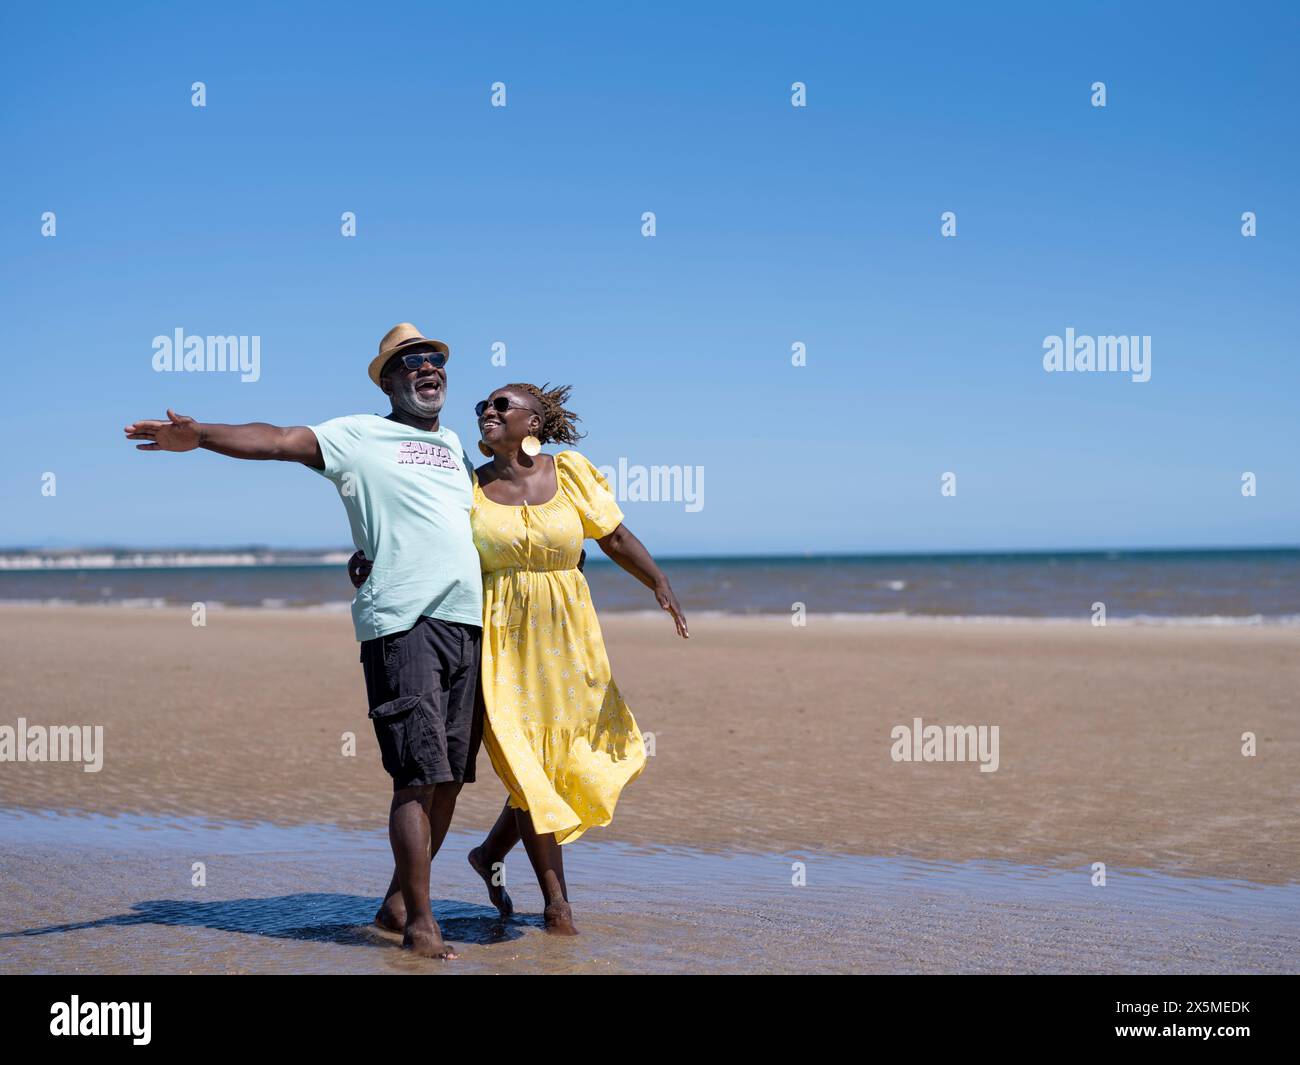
[475,396,538,418]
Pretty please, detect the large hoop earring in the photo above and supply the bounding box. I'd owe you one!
[521,435,542,457]
[477,440,493,458]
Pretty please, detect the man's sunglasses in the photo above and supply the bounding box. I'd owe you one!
[393,350,447,371]
[475,396,538,418]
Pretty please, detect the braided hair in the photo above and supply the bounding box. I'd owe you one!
[507,382,585,446]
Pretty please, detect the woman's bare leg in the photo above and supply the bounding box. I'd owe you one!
[514,808,577,935]
[467,801,518,917]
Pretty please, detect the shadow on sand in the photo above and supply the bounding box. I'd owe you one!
[0,893,533,947]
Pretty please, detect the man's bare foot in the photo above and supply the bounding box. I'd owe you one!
[374,897,405,935]
[468,846,514,919]
[403,917,458,959]
[543,899,579,936]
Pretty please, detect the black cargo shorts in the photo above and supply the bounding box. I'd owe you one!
[359,616,483,791]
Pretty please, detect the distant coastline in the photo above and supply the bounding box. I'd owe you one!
[0,549,356,571]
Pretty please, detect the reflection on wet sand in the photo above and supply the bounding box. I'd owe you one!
[2,811,1296,975]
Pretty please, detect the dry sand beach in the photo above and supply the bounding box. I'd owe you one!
[1,605,1297,973]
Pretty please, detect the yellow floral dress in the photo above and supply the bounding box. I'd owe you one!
[472,450,646,844]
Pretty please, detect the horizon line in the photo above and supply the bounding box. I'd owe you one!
[1,544,1297,563]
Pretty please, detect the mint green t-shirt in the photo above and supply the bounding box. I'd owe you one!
[308,414,483,642]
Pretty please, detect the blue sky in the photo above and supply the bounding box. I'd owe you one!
[2,1,1297,556]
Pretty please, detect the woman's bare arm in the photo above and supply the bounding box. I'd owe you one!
[596,524,689,638]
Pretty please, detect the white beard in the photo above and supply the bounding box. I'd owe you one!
[392,377,444,419]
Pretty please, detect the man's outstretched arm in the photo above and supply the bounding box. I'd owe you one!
[124,409,323,469]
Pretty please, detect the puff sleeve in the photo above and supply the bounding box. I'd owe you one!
[556,451,624,540]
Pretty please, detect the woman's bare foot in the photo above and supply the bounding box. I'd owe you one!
[543,899,578,936]
[468,846,514,918]
[403,917,458,959]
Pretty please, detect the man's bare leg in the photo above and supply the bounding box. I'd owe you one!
[384,781,463,957]
[377,780,463,929]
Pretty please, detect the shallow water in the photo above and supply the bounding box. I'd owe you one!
[1,809,1296,974]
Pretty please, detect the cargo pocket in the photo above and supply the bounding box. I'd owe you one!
[368,694,430,783]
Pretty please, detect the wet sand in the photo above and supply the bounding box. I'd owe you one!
[1,606,1296,878]
[4,810,1296,975]
[1,605,1297,972]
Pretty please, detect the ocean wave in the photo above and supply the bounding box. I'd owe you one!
[826,612,1300,626]
[518,608,1300,627]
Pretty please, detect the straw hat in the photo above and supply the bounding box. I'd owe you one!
[367,323,451,387]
